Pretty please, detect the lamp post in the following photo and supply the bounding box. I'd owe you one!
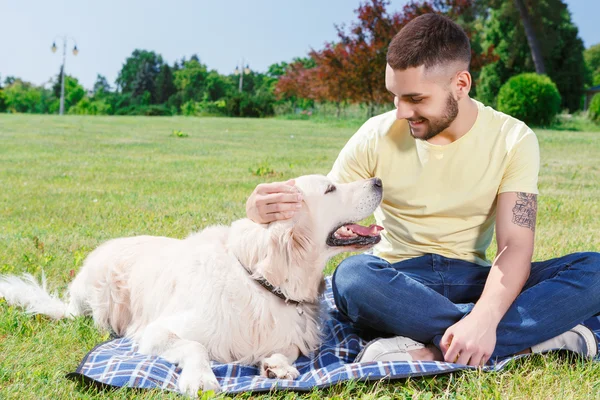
[51,36,78,115]
[233,60,250,93]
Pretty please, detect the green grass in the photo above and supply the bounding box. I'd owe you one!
[0,114,599,399]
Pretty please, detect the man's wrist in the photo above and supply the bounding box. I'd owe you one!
[469,302,503,326]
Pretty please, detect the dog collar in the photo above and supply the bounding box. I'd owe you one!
[235,256,306,315]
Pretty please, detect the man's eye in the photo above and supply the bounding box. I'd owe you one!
[325,184,336,194]
[409,97,422,103]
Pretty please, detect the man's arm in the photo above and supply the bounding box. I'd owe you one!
[441,191,537,366]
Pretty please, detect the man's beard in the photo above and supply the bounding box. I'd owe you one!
[409,94,459,141]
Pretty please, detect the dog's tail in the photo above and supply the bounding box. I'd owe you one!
[0,272,70,319]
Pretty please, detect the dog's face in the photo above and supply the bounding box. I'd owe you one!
[233,174,383,296]
[292,175,383,255]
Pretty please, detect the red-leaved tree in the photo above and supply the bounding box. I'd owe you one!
[276,0,496,118]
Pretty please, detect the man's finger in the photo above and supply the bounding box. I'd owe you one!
[456,349,471,365]
[264,202,301,214]
[440,331,452,354]
[263,192,303,206]
[266,211,295,221]
[469,352,485,367]
[444,340,460,364]
[256,179,297,195]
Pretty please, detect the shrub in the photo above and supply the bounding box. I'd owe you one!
[589,93,600,124]
[496,73,562,126]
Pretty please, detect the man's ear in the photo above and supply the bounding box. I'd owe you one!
[455,70,472,99]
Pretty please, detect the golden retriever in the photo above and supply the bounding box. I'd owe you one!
[0,174,383,396]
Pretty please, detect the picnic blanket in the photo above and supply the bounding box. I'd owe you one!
[66,277,600,395]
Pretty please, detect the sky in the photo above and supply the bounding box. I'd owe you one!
[1,0,598,90]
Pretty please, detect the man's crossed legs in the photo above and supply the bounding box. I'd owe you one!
[332,252,600,363]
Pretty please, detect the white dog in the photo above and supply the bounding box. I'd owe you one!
[0,175,383,396]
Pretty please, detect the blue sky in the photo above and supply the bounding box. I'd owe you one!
[1,0,598,90]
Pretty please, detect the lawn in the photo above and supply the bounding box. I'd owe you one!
[0,114,599,399]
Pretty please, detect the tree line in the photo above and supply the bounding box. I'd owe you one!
[1,0,599,119]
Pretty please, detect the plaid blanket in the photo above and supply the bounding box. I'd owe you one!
[67,277,600,395]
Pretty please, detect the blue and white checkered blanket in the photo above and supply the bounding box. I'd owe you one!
[67,277,600,394]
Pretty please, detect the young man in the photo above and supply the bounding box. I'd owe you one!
[246,14,600,366]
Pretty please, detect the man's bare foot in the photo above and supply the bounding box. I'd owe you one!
[407,344,444,361]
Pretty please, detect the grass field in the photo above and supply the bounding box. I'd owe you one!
[0,114,599,399]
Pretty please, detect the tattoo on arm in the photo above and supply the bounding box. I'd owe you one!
[512,193,537,232]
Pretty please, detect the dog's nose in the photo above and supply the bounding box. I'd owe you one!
[372,177,383,189]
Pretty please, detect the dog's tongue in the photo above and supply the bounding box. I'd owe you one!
[346,224,384,236]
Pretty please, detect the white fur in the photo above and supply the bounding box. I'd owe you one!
[0,175,382,397]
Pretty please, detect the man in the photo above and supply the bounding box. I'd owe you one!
[246,14,600,366]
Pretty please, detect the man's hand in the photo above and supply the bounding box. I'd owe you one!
[246,179,303,224]
[440,311,498,367]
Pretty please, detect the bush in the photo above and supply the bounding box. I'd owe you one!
[589,93,600,124]
[181,100,227,116]
[0,89,6,112]
[226,92,275,118]
[496,73,562,126]
[68,97,112,115]
[115,104,172,116]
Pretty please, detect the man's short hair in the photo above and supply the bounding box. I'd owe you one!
[387,13,471,71]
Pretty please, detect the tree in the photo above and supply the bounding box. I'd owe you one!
[154,64,177,104]
[276,0,495,117]
[513,0,546,74]
[52,65,64,98]
[174,59,209,103]
[116,50,163,96]
[477,0,586,111]
[267,62,289,78]
[204,71,231,101]
[131,61,158,104]
[2,79,52,113]
[93,74,111,97]
[309,43,351,117]
[3,76,17,86]
[584,43,600,86]
[0,75,5,112]
[49,75,85,113]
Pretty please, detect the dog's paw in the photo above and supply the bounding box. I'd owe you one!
[178,367,220,398]
[260,354,300,380]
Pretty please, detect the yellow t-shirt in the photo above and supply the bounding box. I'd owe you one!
[327,100,540,266]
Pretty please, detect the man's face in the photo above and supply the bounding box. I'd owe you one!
[385,64,459,141]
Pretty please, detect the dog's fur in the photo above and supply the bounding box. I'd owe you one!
[0,175,383,396]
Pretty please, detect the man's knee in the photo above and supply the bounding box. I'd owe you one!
[331,254,388,317]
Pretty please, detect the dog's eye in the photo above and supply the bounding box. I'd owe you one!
[324,184,336,195]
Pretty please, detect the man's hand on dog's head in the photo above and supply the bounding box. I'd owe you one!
[246,179,303,224]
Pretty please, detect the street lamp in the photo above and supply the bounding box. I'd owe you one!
[233,60,250,93]
[51,36,78,115]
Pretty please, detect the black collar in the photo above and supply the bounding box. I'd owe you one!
[236,256,307,311]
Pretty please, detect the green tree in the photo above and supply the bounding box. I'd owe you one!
[204,71,231,101]
[477,0,586,112]
[0,75,6,112]
[3,79,52,113]
[174,59,209,103]
[116,50,163,97]
[154,64,177,104]
[584,43,600,86]
[93,74,111,97]
[49,75,86,113]
[267,62,288,78]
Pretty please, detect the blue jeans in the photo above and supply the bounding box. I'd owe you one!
[332,252,600,358]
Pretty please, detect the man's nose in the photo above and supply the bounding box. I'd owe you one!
[395,101,414,120]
